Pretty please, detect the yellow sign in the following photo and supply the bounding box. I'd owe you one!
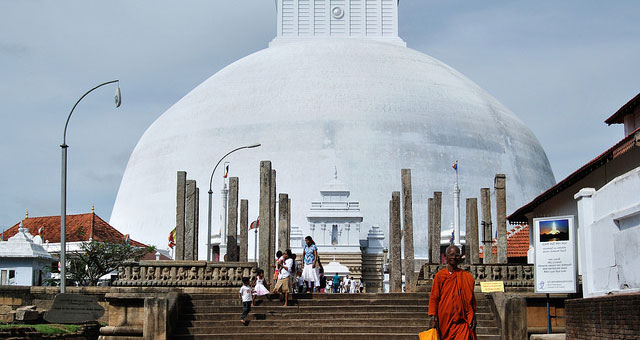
[480,281,505,293]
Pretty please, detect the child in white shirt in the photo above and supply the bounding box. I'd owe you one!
[239,277,252,324]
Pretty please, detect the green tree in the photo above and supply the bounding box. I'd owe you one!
[67,241,154,286]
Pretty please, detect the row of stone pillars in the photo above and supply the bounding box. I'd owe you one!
[387,172,509,291]
[258,161,291,282]
[174,162,291,272]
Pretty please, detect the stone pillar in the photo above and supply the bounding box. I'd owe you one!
[287,198,291,244]
[239,199,249,262]
[465,198,479,264]
[428,198,435,264]
[269,170,277,274]
[259,161,273,280]
[389,191,402,293]
[433,192,443,264]
[144,297,168,340]
[481,187,494,264]
[227,177,239,262]
[184,180,196,261]
[194,187,199,260]
[495,174,507,264]
[175,171,186,261]
[401,169,415,289]
[278,193,289,252]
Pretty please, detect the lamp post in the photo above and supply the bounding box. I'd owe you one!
[207,143,261,261]
[60,80,121,293]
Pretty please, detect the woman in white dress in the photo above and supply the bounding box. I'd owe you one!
[301,236,319,293]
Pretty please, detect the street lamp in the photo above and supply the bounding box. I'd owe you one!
[60,80,121,293]
[207,143,261,261]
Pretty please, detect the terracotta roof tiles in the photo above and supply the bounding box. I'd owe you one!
[3,213,146,247]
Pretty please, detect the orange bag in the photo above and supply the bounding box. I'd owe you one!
[418,328,439,340]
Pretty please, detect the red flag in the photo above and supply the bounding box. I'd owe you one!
[250,219,259,230]
[452,160,458,171]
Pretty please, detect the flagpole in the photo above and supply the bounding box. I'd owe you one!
[453,160,461,247]
[254,228,258,261]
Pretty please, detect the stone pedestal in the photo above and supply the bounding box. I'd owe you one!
[465,198,480,264]
[481,187,494,264]
[278,193,290,252]
[389,192,402,293]
[175,171,186,261]
[259,161,273,281]
[401,169,415,289]
[239,199,248,262]
[226,177,239,262]
[495,174,507,264]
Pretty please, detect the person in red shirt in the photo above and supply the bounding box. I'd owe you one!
[428,245,477,340]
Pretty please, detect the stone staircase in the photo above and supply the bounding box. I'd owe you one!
[172,292,501,340]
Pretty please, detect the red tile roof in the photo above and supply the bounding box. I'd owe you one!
[479,224,529,258]
[605,92,640,125]
[508,126,640,222]
[4,213,146,247]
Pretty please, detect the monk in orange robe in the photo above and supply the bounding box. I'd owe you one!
[428,245,477,340]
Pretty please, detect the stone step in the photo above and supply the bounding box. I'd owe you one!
[185,297,429,307]
[185,292,432,300]
[176,318,499,328]
[171,333,502,340]
[181,303,492,315]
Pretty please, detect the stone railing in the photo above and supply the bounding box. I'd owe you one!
[113,261,258,287]
[417,263,534,288]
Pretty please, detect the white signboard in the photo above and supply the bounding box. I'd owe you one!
[533,216,577,294]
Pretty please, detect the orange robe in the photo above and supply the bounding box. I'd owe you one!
[428,268,477,340]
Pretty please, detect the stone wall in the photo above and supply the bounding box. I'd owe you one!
[417,263,534,289]
[0,286,110,323]
[113,261,257,287]
[566,293,640,340]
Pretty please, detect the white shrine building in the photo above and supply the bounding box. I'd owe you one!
[289,172,385,292]
[0,221,52,286]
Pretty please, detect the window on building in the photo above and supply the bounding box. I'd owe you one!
[332,224,339,245]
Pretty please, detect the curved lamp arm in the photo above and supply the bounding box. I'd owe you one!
[208,143,261,193]
[62,80,120,146]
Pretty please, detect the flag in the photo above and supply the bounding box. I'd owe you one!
[168,228,176,248]
[250,219,259,230]
[449,230,455,245]
[124,234,130,245]
[37,226,44,236]
[223,162,230,178]
[452,160,458,171]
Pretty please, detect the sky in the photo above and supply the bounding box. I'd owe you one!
[1,1,639,234]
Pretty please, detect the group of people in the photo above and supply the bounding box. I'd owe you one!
[242,241,479,340]
[329,274,363,294]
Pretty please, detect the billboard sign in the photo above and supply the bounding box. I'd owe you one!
[533,216,577,294]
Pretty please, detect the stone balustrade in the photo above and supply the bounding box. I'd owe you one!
[418,263,534,288]
[113,261,258,287]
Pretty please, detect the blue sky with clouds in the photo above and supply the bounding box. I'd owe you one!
[1,1,638,230]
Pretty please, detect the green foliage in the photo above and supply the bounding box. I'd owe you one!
[67,240,155,286]
[0,324,82,335]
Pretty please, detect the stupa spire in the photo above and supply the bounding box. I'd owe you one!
[273,0,405,46]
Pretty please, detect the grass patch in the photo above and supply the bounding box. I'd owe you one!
[0,323,82,335]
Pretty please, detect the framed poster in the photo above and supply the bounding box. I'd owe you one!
[533,216,577,294]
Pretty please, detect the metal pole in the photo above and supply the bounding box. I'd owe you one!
[60,80,120,294]
[546,293,552,334]
[254,228,258,261]
[60,145,68,293]
[207,190,213,261]
[206,143,260,262]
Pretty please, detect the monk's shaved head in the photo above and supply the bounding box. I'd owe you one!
[445,245,461,255]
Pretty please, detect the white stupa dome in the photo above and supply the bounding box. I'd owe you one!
[110,2,554,257]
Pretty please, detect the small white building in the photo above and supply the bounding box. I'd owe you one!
[0,221,52,286]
